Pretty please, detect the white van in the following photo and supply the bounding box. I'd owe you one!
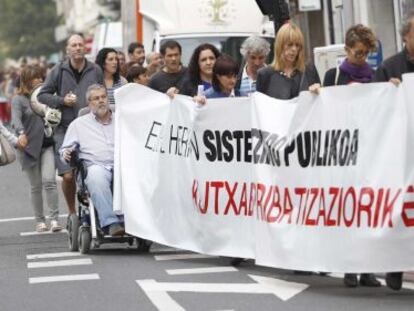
[121,0,274,64]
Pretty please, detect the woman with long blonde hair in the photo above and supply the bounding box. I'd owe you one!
[256,22,320,99]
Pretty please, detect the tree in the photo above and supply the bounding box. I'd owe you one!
[0,0,60,59]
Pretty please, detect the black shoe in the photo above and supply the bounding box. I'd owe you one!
[359,273,381,287]
[344,273,358,287]
[230,258,246,266]
[293,270,313,275]
[386,272,403,290]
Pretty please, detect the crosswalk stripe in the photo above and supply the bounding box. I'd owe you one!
[29,273,100,284]
[20,230,67,236]
[0,214,68,223]
[27,258,92,269]
[154,254,217,261]
[166,266,238,275]
[26,252,82,260]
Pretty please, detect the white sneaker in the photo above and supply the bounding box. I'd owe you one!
[36,222,49,232]
[50,220,63,232]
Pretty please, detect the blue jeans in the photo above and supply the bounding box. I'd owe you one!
[84,164,121,227]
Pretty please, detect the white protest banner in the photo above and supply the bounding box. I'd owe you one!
[114,77,414,273]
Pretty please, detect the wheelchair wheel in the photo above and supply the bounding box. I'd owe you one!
[136,238,152,253]
[79,227,91,254]
[68,214,80,252]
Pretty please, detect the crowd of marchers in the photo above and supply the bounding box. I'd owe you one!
[1,12,414,292]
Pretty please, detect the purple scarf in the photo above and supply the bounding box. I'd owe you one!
[339,59,373,83]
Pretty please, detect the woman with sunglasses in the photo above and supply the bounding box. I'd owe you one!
[323,24,377,86]
[323,24,380,288]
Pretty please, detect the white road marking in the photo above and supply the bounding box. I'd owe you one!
[0,214,68,223]
[400,281,414,290]
[166,266,238,275]
[29,273,100,284]
[154,254,217,261]
[20,229,67,236]
[137,274,309,310]
[151,247,183,253]
[26,252,82,260]
[138,282,185,311]
[27,258,92,269]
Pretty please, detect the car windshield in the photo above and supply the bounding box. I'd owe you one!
[161,36,274,66]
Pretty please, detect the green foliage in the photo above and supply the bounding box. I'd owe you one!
[0,0,60,58]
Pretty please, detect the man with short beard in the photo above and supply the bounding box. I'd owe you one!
[128,42,146,66]
[59,84,124,237]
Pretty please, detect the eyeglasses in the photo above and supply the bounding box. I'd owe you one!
[348,48,369,59]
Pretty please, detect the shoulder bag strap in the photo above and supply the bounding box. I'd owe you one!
[334,65,340,85]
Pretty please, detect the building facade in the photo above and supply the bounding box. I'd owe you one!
[292,0,414,59]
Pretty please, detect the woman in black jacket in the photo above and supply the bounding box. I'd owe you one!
[256,22,320,99]
[323,24,380,288]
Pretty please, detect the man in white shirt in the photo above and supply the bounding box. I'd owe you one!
[60,84,124,236]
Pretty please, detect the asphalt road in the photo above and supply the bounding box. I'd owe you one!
[1,162,414,311]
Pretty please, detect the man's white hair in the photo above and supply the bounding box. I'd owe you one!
[86,84,106,101]
[240,36,271,58]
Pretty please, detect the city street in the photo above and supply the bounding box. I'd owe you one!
[1,162,414,311]
[1,0,414,310]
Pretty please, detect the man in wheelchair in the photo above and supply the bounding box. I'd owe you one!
[60,84,124,237]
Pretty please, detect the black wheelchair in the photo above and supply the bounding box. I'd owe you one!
[66,151,152,254]
[66,106,152,254]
